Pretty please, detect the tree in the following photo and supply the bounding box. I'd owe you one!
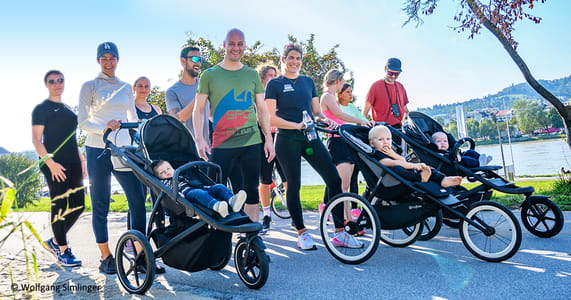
[478,118,496,138]
[466,118,480,138]
[403,0,571,148]
[512,99,548,133]
[548,107,564,129]
[181,33,351,96]
[0,154,41,208]
[445,120,458,139]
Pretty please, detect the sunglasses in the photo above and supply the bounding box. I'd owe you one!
[48,78,64,85]
[185,56,203,63]
[387,71,400,77]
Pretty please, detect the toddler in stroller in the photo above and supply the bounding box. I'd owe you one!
[369,125,462,188]
[152,160,246,218]
[431,131,492,168]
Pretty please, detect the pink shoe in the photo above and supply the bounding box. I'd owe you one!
[351,208,362,220]
[318,202,326,215]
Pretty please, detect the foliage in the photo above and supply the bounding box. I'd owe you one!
[548,107,565,128]
[466,118,480,138]
[181,33,351,96]
[0,154,41,208]
[148,86,166,113]
[550,173,571,208]
[512,99,549,133]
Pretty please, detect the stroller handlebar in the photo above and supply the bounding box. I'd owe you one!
[314,122,338,134]
[103,121,141,145]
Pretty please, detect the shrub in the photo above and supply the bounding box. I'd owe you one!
[550,173,571,209]
[0,154,41,208]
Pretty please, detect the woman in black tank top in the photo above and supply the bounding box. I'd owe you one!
[133,76,162,120]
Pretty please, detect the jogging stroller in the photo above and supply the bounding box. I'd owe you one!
[402,111,564,238]
[337,124,523,262]
[104,114,269,294]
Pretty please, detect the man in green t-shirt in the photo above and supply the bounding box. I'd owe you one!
[193,28,275,222]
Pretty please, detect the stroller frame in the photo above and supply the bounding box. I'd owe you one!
[403,111,564,238]
[337,124,523,262]
[104,115,269,294]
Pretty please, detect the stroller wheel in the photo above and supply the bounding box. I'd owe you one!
[520,196,564,238]
[442,218,460,229]
[382,222,424,247]
[234,237,269,289]
[320,193,381,264]
[115,230,155,294]
[460,201,522,262]
[403,209,443,241]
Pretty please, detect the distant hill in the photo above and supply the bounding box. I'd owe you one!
[417,75,571,116]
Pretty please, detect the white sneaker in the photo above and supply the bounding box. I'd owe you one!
[213,201,229,218]
[331,231,364,248]
[229,190,247,212]
[297,232,317,250]
[486,155,493,165]
[479,154,488,166]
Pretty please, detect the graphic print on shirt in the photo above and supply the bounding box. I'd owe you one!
[211,88,253,148]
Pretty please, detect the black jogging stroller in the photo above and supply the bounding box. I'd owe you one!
[337,124,523,262]
[104,114,269,294]
[402,111,564,238]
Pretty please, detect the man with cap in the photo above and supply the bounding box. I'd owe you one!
[165,45,211,144]
[78,42,153,274]
[362,57,409,128]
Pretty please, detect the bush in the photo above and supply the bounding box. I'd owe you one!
[551,174,571,209]
[0,154,41,208]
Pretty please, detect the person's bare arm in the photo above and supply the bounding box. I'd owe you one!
[192,93,210,160]
[32,125,67,182]
[255,93,275,162]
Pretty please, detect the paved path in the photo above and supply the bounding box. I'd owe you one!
[1,210,570,299]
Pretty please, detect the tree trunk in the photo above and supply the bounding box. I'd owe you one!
[465,0,571,149]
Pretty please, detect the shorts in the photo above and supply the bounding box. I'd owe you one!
[326,136,354,166]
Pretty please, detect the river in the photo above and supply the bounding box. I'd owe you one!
[299,138,571,186]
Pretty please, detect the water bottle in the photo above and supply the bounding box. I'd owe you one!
[302,110,318,141]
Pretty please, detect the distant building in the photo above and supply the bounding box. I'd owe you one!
[495,109,513,122]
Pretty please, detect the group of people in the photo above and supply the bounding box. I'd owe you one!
[33,27,464,272]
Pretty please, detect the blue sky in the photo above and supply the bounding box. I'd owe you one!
[1,0,570,152]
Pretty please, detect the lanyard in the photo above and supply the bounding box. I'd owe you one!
[383,81,400,106]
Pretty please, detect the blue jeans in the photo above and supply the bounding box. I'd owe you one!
[182,184,233,209]
[86,146,146,244]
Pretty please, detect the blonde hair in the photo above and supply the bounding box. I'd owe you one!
[323,69,344,89]
[368,125,391,141]
[431,132,447,142]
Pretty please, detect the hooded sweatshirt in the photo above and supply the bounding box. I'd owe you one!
[78,72,136,148]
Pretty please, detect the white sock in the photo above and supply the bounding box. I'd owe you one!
[263,206,270,216]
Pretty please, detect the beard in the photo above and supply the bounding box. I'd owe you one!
[185,66,199,78]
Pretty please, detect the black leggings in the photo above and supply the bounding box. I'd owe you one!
[275,132,343,230]
[210,143,262,205]
[40,162,85,246]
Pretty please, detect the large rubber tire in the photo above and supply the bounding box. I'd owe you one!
[320,193,381,264]
[520,197,564,238]
[443,218,461,229]
[115,230,155,295]
[270,182,290,219]
[234,237,269,289]
[382,222,424,247]
[460,201,522,262]
[403,209,443,241]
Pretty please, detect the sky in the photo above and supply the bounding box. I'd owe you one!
[1,0,570,152]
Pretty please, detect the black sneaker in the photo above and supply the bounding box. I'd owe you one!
[262,215,271,230]
[135,255,166,274]
[99,255,117,274]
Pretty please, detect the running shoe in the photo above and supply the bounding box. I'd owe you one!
[297,232,317,250]
[262,215,271,230]
[43,237,59,258]
[99,255,117,274]
[213,201,229,218]
[331,231,364,248]
[57,248,82,267]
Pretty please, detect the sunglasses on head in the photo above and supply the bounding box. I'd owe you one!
[48,78,64,85]
[185,56,203,63]
[387,71,400,77]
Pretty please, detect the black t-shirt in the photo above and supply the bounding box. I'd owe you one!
[265,75,318,125]
[31,100,80,164]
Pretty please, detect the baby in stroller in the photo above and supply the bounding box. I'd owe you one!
[369,125,462,188]
[431,131,492,167]
[152,160,247,218]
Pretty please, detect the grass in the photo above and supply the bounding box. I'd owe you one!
[15,179,570,212]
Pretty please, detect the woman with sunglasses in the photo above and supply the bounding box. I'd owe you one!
[33,70,85,267]
[362,57,409,129]
[265,44,363,250]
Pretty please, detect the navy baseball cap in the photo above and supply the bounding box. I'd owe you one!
[97,42,119,59]
[386,58,402,72]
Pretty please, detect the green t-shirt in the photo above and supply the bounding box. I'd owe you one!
[198,65,264,148]
[340,102,368,124]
